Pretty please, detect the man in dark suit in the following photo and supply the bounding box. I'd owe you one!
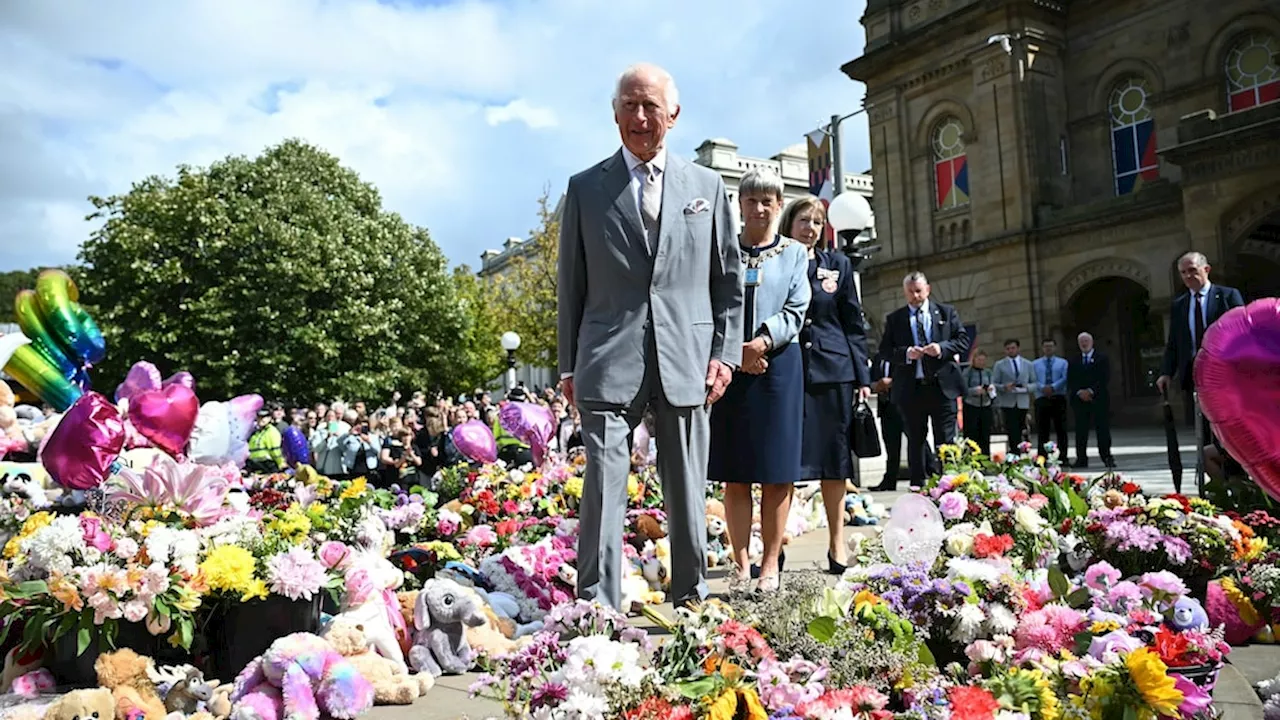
[869,351,905,491]
[881,272,970,488]
[1156,251,1245,430]
[1067,332,1113,468]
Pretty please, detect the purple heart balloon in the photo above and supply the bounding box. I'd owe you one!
[499,401,555,466]
[41,391,126,490]
[452,420,497,464]
[162,371,195,391]
[115,361,161,403]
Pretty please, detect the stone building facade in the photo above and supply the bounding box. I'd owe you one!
[844,0,1280,423]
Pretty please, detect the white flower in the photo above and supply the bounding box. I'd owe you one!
[561,688,607,719]
[1014,506,1046,534]
[950,602,987,644]
[946,557,1005,584]
[114,537,139,560]
[946,533,975,557]
[22,516,83,576]
[985,603,1018,635]
[122,600,148,623]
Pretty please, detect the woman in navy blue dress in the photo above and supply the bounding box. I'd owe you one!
[781,196,872,575]
[708,169,811,593]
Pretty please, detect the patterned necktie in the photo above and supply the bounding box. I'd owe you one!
[640,163,661,247]
[1193,292,1206,352]
[914,308,927,349]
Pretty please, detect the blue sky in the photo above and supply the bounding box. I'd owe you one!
[0,0,871,272]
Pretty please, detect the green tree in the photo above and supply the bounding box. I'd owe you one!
[0,269,40,322]
[450,264,507,391]
[492,191,560,368]
[78,139,487,403]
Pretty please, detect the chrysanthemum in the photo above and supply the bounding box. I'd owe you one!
[265,547,326,600]
[199,544,257,595]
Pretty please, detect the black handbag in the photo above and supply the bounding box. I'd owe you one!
[849,398,882,458]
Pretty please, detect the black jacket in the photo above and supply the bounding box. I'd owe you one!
[798,250,871,387]
[882,300,969,403]
[1067,351,1111,405]
[1160,284,1244,387]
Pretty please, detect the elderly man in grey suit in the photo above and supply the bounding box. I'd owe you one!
[993,338,1035,445]
[557,63,744,610]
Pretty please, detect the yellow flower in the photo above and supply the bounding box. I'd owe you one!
[952,472,970,486]
[1125,647,1183,718]
[1221,577,1263,626]
[965,438,982,454]
[240,579,269,602]
[853,589,883,614]
[3,511,54,558]
[738,689,767,720]
[271,507,312,541]
[564,477,584,499]
[1029,669,1060,720]
[199,545,258,595]
[340,477,368,500]
[49,575,83,612]
[172,582,203,612]
[1090,620,1121,634]
[627,474,641,501]
[939,444,961,462]
[707,689,738,720]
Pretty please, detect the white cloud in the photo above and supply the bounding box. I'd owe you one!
[0,0,870,272]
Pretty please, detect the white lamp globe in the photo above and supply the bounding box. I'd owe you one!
[500,331,522,352]
[828,192,873,233]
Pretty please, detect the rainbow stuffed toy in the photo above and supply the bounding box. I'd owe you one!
[230,633,374,720]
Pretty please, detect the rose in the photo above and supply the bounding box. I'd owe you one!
[78,516,113,553]
[939,492,968,521]
[1014,506,1047,534]
[946,533,975,557]
[317,541,352,570]
[1087,630,1144,662]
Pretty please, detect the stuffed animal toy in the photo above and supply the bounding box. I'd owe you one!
[408,578,488,677]
[324,620,433,705]
[148,664,228,718]
[95,648,169,720]
[633,514,666,543]
[705,503,730,568]
[1258,671,1280,720]
[0,406,29,459]
[1169,596,1209,632]
[639,538,671,591]
[42,688,116,720]
[10,668,55,698]
[0,380,13,408]
[846,494,884,526]
[1,645,44,694]
[229,632,374,720]
[327,560,407,673]
[1206,579,1265,645]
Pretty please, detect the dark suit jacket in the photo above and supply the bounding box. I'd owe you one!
[882,300,969,403]
[870,351,893,412]
[1161,284,1244,387]
[1067,351,1111,405]
[798,250,871,387]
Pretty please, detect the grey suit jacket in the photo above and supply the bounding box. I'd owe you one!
[557,150,744,408]
[992,356,1035,409]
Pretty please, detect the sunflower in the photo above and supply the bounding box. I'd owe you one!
[1220,577,1263,626]
[1125,648,1183,718]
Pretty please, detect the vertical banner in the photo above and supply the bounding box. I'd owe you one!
[805,128,836,249]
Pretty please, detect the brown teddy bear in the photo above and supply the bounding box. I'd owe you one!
[324,619,433,705]
[42,688,116,720]
[94,649,168,720]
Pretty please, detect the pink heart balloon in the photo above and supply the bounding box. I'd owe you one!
[128,384,200,458]
[41,392,126,490]
[452,420,497,464]
[115,361,161,403]
[1194,297,1280,501]
[499,402,555,466]
[162,371,195,391]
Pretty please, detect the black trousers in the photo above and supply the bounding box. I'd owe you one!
[877,397,904,483]
[1002,407,1027,445]
[1034,396,1069,458]
[900,381,957,486]
[1071,399,1113,461]
[963,404,994,457]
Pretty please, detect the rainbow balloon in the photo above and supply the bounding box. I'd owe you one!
[2,270,104,412]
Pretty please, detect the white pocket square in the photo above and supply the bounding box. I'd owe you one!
[683,198,711,215]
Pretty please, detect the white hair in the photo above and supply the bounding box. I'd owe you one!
[739,168,785,201]
[612,63,680,113]
[1078,332,1093,341]
[903,271,929,286]
[1179,251,1209,268]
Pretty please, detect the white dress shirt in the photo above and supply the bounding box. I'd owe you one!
[1189,281,1211,349]
[562,147,669,381]
[910,300,931,380]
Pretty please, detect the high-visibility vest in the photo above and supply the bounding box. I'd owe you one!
[248,425,285,469]
[492,418,527,450]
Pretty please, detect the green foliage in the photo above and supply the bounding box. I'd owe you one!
[0,269,41,320]
[450,265,507,389]
[491,191,560,369]
[77,139,493,402]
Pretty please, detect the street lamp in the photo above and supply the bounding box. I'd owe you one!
[500,331,521,392]
[827,191,881,270]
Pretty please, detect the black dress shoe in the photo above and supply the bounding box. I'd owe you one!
[827,552,847,575]
[1072,460,1089,469]
[750,550,786,579]
[871,480,897,492]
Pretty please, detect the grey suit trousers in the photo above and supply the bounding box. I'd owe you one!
[576,334,710,610]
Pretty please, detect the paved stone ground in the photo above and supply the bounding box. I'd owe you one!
[377,427,1272,719]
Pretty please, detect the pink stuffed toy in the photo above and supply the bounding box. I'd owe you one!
[229,633,374,720]
[10,668,54,697]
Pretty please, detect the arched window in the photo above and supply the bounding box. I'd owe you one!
[1109,77,1159,196]
[1226,31,1280,112]
[932,117,969,210]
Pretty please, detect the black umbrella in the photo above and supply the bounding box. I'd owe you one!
[1161,388,1182,493]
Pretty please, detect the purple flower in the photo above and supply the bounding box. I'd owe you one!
[938,492,968,520]
[1104,520,1162,552]
[1164,536,1192,565]
[1084,562,1121,591]
[1105,581,1144,611]
[1087,630,1143,661]
[530,682,568,709]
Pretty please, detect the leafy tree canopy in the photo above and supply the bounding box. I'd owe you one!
[491,192,560,369]
[79,139,497,404]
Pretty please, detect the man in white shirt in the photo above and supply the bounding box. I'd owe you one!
[992,338,1034,445]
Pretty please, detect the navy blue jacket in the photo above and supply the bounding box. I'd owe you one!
[1160,284,1245,388]
[797,250,871,387]
[882,300,969,403]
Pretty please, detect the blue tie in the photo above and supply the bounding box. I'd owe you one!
[1042,358,1052,395]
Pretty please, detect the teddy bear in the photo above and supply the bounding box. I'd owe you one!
[639,538,671,592]
[42,688,116,720]
[323,620,433,705]
[95,649,169,720]
[229,632,374,720]
[704,501,730,568]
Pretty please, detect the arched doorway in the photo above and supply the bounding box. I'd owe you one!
[1063,277,1165,422]
[1232,212,1280,300]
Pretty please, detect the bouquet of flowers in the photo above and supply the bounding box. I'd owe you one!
[1083,492,1235,583]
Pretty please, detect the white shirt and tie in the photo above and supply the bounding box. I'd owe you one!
[1188,281,1211,350]
[910,301,932,380]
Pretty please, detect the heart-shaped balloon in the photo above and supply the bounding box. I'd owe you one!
[40,391,125,490]
[881,494,945,567]
[452,420,497,464]
[1195,297,1280,502]
[499,402,555,466]
[128,384,200,458]
[188,401,233,465]
[115,361,162,403]
[162,371,195,391]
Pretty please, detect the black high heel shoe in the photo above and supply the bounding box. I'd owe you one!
[827,551,847,576]
[750,550,786,579]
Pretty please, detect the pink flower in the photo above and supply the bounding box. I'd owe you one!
[1174,674,1213,717]
[318,541,353,570]
[1028,493,1049,509]
[938,492,968,520]
[464,525,497,548]
[79,516,113,552]
[122,600,148,623]
[266,547,326,601]
[1084,561,1121,591]
[1014,605,1084,653]
[112,455,229,525]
